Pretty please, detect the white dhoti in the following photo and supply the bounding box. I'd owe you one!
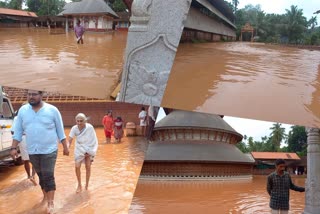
[74,125,98,164]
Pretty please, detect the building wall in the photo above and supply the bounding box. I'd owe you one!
[0,21,30,28]
[185,7,236,38]
[12,102,147,127]
[73,16,113,31]
[141,162,253,178]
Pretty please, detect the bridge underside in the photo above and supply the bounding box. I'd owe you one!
[123,0,236,42]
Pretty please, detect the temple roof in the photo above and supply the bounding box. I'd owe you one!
[251,152,300,160]
[58,0,118,18]
[144,142,255,164]
[154,110,242,141]
[0,8,37,17]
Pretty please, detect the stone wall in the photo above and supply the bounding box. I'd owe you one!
[12,101,147,127]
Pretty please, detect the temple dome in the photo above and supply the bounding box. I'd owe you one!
[154,110,243,142]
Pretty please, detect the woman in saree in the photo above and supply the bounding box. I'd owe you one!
[68,113,98,193]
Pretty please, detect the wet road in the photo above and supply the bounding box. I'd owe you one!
[0,128,147,214]
[162,42,320,128]
[130,176,306,214]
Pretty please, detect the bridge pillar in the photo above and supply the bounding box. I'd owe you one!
[304,128,320,214]
[118,0,192,106]
[65,17,69,32]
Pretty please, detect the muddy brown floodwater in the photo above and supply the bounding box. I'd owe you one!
[130,176,306,214]
[162,42,320,128]
[1,28,319,127]
[0,28,127,99]
[0,128,147,214]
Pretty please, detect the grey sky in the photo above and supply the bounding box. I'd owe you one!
[228,0,319,21]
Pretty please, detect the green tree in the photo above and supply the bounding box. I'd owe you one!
[0,0,10,8]
[308,16,318,30]
[5,0,23,9]
[26,0,66,16]
[269,123,287,152]
[287,126,307,156]
[236,141,248,153]
[232,0,239,13]
[111,0,126,12]
[284,5,307,43]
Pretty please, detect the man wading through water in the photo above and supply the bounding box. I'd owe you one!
[267,159,305,214]
[10,90,69,214]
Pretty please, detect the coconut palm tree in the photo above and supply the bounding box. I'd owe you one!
[270,123,287,152]
[284,5,307,43]
[232,0,239,13]
[308,16,318,30]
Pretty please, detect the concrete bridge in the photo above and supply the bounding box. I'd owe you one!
[122,0,236,42]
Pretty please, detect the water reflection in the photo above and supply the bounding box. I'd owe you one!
[0,128,147,214]
[0,28,127,99]
[130,176,305,214]
[162,42,320,128]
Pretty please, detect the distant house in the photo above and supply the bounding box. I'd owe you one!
[251,152,301,175]
[58,0,118,32]
[114,11,130,30]
[0,8,37,28]
[36,16,66,29]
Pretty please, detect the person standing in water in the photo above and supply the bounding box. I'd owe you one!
[102,110,114,143]
[138,107,147,136]
[113,116,124,143]
[10,90,69,214]
[267,159,305,214]
[74,19,85,44]
[68,113,98,193]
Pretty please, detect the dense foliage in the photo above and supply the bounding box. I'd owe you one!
[226,1,320,45]
[236,124,308,157]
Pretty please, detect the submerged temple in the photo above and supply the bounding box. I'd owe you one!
[140,110,255,179]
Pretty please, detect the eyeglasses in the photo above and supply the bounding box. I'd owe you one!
[76,120,84,123]
[27,93,40,97]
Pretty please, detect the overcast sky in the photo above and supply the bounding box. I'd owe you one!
[227,0,319,20]
[156,108,293,144]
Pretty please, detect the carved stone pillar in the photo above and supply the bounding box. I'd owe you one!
[119,0,192,107]
[304,128,320,214]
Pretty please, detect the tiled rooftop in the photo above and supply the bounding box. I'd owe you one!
[251,152,300,160]
[3,86,106,103]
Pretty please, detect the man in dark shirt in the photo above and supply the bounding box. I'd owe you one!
[267,159,305,214]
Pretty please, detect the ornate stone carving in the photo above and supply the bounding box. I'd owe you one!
[127,61,169,104]
[119,0,192,106]
[130,0,153,31]
[121,34,176,106]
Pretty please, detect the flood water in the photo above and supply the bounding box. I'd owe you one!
[0,128,147,214]
[130,176,306,214]
[162,42,320,128]
[0,28,127,99]
[1,28,320,127]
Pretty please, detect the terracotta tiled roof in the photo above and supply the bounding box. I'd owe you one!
[251,152,300,160]
[3,86,104,103]
[0,8,37,17]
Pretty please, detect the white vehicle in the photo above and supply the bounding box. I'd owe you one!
[0,88,18,163]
